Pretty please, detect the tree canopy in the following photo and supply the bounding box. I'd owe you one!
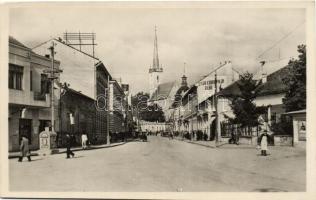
[131,92,165,122]
[228,72,266,127]
[282,44,306,112]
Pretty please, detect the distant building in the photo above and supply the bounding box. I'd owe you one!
[139,120,167,133]
[109,79,128,134]
[147,27,184,122]
[8,36,60,151]
[171,61,238,140]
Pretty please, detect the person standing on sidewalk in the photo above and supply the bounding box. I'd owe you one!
[18,135,31,162]
[66,133,75,159]
[81,133,88,150]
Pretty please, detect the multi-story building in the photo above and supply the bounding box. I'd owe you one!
[8,36,60,151]
[109,79,128,134]
[180,85,198,135]
[58,85,96,146]
[95,61,111,144]
[34,36,132,145]
[171,61,238,140]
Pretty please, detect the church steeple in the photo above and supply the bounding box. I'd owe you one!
[150,26,163,73]
[181,62,187,87]
[149,26,163,97]
[153,26,159,69]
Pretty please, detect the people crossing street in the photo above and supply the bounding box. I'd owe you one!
[66,133,75,159]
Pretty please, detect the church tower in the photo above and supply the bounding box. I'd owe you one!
[149,26,163,98]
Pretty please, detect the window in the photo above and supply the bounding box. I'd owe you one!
[271,112,277,124]
[40,74,50,94]
[8,64,23,90]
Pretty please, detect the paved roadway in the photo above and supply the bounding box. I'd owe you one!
[9,136,305,192]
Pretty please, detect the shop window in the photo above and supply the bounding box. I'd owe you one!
[8,64,23,90]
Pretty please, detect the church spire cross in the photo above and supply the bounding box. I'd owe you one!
[153,25,160,69]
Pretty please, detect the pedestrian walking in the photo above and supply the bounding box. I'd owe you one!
[169,132,174,140]
[66,133,75,159]
[81,133,88,150]
[18,135,31,162]
[258,130,270,156]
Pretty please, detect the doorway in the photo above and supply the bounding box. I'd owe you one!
[210,120,216,141]
[19,119,32,144]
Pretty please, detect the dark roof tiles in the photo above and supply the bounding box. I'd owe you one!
[149,82,175,101]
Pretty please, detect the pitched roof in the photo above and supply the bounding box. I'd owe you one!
[200,65,290,105]
[258,66,290,96]
[217,80,242,98]
[149,81,175,101]
[9,36,29,49]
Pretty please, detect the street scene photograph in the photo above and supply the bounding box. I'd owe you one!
[1,1,314,198]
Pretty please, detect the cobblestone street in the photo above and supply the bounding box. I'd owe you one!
[9,136,306,192]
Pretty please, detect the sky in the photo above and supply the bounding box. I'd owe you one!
[9,4,306,95]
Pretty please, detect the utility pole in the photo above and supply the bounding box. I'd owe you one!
[49,41,56,133]
[40,41,62,155]
[214,70,221,146]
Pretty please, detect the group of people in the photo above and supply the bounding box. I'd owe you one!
[18,133,90,162]
[17,126,272,162]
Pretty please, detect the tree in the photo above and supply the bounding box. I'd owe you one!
[282,44,306,112]
[229,72,266,127]
[131,92,165,122]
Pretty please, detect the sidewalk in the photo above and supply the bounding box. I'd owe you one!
[174,136,306,153]
[174,137,227,148]
[8,141,127,159]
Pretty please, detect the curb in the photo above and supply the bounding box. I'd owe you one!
[8,141,127,159]
[174,137,229,148]
[8,152,39,159]
[186,140,216,148]
[56,142,126,154]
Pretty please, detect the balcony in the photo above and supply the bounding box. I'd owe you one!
[9,89,50,108]
[33,92,47,101]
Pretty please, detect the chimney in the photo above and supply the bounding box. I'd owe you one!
[260,60,267,83]
[262,73,267,83]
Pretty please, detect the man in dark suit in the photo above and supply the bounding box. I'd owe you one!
[65,133,75,159]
